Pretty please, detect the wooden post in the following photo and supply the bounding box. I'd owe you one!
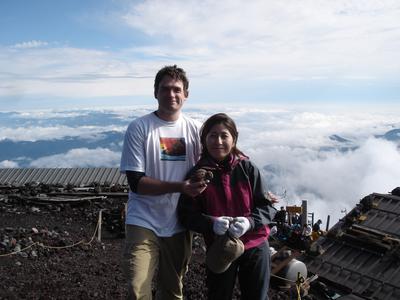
[308,212,314,226]
[97,209,103,242]
[301,200,307,227]
[326,215,330,231]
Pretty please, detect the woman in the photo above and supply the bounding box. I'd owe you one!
[178,113,277,300]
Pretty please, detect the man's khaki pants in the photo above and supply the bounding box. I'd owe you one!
[122,225,192,300]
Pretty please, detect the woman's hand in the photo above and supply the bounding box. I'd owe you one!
[213,216,233,235]
[267,191,280,204]
[228,217,251,238]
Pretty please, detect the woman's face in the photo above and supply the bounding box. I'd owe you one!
[205,123,235,161]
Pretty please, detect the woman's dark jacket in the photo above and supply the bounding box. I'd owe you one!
[178,154,277,250]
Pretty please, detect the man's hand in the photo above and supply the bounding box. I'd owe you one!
[181,168,213,197]
[228,217,251,238]
[181,180,207,197]
[213,216,233,235]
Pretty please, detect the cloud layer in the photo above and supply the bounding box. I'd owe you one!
[261,138,400,225]
[1,106,399,225]
[29,148,120,168]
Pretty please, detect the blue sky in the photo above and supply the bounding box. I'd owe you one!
[1,0,400,110]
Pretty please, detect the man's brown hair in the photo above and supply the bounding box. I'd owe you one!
[154,65,189,97]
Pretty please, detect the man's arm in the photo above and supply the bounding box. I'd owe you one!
[126,171,207,197]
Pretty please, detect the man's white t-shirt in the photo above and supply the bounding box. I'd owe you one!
[120,112,201,236]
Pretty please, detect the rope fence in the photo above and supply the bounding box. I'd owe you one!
[270,273,318,300]
[0,209,104,257]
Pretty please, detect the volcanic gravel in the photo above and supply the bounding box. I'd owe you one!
[0,193,286,300]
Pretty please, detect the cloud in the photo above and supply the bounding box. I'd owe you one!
[0,125,126,142]
[0,160,19,168]
[0,46,155,98]
[228,108,400,151]
[261,138,400,226]
[29,148,120,168]
[122,0,400,79]
[1,1,399,105]
[13,40,48,49]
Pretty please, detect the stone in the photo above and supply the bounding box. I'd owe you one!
[31,207,41,213]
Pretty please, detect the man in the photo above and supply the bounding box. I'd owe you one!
[291,212,301,225]
[301,223,312,249]
[312,219,322,232]
[274,206,287,231]
[120,65,207,300]
[312,219,323,241]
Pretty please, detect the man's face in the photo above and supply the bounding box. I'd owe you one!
[155,76,188,115]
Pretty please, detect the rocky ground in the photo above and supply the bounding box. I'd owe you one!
[0,191,289,300]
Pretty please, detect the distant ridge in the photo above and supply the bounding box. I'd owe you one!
[329,134,351,143]
[376,128,400,141]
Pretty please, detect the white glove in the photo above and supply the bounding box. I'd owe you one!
[228,217,251,238]
[213,216,233,235]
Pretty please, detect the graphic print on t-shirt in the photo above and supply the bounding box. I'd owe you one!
[160,137,186,161]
